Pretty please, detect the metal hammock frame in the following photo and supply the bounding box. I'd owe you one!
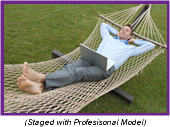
[4,4,167,113]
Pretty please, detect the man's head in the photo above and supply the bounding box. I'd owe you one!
[118,24,133,41]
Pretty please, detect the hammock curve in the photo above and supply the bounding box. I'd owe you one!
[4,4,167,113]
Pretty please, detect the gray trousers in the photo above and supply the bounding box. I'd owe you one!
[44,58,115,91]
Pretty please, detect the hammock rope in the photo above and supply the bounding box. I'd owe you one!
[4,4,166,113]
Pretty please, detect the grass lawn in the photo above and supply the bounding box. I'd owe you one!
[4,4,167,113]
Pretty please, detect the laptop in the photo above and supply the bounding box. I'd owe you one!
[80,44,116,71]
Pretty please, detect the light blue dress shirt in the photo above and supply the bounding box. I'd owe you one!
[97,23,155,70]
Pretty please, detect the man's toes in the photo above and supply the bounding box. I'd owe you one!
[17,77,20,82]
[21,75,27,81]
[23,62,26,68]
[23,62,28,73]
[24,62,30,69]
[24,65,28,72]
[19,79,32,91]
[24,62,28,66]
[23,71,27,77]
[17,77,22,83]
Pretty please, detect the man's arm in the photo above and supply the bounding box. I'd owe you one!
[129,38,155,56]
[100,23,118,39]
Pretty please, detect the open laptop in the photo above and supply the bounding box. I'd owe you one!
[80,44,116,71]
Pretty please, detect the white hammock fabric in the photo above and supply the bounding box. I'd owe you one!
[4,4,166,113]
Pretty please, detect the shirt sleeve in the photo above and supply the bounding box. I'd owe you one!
[100,23,118,39]
[131,39,155,56]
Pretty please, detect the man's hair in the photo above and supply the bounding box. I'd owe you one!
[124,24,133,35]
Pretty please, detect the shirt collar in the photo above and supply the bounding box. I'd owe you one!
[114,36,129,45]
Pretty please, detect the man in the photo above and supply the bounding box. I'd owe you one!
[17,23,155,95]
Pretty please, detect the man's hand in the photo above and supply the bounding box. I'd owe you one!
[128,38,135,43]
[116,32,119,37]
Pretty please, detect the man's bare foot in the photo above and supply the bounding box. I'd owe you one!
[17,75,44,95]
[23,62,45,83]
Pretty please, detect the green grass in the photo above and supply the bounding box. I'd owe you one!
[4,4,167,113]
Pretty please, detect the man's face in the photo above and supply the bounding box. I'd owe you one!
[119,26,132,40]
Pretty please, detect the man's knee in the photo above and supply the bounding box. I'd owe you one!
[104,66,115,78]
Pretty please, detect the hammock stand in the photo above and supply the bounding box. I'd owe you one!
[4,4,167,113]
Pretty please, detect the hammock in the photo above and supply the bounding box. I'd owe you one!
[4,4,167,113]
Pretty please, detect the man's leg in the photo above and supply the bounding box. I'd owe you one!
[45,59,115,90]
[18,59,90,93]
[19,59,115,93]
[65,58,115,82]
[44,58,91,90]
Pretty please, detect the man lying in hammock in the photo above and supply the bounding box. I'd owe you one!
[17,23,155,95]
